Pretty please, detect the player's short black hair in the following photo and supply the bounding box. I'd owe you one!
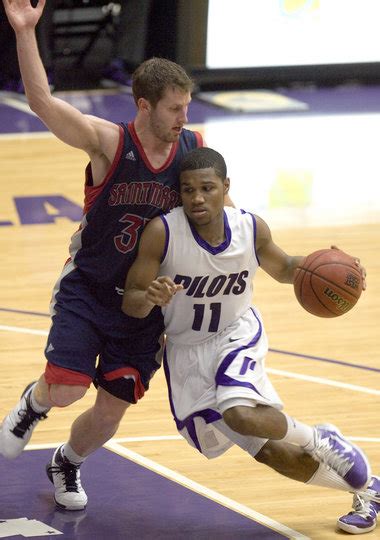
[179,147,227,180]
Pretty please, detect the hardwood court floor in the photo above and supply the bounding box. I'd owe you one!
[1,89,380,539]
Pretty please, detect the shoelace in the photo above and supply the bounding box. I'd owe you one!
[47,459,81,493]
[313,433,352,477]
[350,493,378,519]
[11,402,48,438]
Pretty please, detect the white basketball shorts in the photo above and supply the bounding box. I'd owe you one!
[164,307,284,458]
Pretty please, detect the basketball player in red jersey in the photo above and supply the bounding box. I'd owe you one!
[0,0,209,510]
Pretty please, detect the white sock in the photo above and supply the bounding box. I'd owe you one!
[307,462,352,491]
[29,385,50,414]
[280,414,315,449]
[61,442,86,465]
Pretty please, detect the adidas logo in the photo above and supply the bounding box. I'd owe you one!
[46,343,54,353]
[125,150,136,161]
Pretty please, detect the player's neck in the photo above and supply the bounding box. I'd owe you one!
[133,120,173,167]
[192,215,225,247]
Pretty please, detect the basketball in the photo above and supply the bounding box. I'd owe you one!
[293,248,363,318]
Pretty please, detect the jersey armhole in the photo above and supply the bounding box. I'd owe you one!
[159,215,170,263]
[240,209,260,267]
[194,131,204,147]
[83,125,125,213]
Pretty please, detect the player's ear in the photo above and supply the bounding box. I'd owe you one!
[223,177,230,194]
[138,97,151,114]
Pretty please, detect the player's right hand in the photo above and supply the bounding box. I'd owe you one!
[3,0,46,31]
[146,276,183,307]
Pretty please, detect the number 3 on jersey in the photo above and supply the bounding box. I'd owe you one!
[192,302,221,332]
[114,213,150,254]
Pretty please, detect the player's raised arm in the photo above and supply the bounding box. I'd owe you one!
[3,0,118,158]
[123,218,182,318]
[255,215,304,284]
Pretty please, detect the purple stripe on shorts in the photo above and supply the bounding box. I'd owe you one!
[163,348,221,452]
[215,309,262,391]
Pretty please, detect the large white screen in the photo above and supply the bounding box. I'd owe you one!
[206,0,380,68]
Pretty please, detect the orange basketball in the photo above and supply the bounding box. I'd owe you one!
[293,248,363,318]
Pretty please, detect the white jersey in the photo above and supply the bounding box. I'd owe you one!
[159,206,260,345]
[160,207,283,459]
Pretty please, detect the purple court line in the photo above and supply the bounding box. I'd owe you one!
[270,348,380,374]
[1,305,379,375]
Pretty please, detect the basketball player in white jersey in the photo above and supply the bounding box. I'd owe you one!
[123,147,378,533]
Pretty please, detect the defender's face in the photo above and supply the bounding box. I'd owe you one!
[180,168,229,226]
[149,87,191,143]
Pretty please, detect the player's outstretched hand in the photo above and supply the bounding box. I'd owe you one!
[3,0,45,31]
[331,245,367,291]
[146,276,183,307]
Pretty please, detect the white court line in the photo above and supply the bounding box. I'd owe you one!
[24,433,380,453]
[267,367,380,396]
[0,131,54,140]
[0,324,48,336]
[26,437,183,451]
[113,435,182,443]
[350,437,380,443]
[105,441,310,540]
[113,435,380,444]
[0,96,36,115]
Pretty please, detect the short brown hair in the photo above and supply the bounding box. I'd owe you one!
[132,57,194,106]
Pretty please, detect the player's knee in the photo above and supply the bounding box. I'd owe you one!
[49,384,88,407]
[255,440,278,466]
[222,406,255,435]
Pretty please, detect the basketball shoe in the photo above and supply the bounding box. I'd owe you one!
[307,424,371,491]
[337,476,380,534]
[0,381,49,459]
[46,445,88,511]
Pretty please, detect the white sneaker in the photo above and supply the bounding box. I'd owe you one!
[307,424,371,491]
[0,382,49,459]
[46,445,88,511]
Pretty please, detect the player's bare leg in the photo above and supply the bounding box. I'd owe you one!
[255,440,318,482]
[0,374,87,460]
[255,439,370,496]
[46,387,130,510]
[223,404,371,491]
[69,387,130,456]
